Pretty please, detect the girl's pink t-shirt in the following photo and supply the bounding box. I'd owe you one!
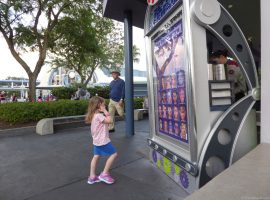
[91,113,110,146]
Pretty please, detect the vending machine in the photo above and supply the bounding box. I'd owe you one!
[144,0,260,193]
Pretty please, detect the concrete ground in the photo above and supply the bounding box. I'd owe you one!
[0,119,188,200]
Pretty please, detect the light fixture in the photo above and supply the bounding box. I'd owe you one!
[68,71,76,79]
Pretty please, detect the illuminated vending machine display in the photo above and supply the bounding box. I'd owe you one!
[145,0,260,193]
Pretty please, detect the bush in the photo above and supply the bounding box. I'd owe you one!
[52,86,110,100]
[0,97,144,125]
[87,86,110,99]
[51,87,77,100]
[0,100,89,124]
[133,97,144,109]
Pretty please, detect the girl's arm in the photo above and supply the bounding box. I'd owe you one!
[103,112,112,124]
[100,103,112,124]
[102,110,112,124]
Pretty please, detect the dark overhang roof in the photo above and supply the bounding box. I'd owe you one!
[103,0,260,50]
[103,0,148,28]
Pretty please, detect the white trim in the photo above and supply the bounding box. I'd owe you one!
[261,0,270,143]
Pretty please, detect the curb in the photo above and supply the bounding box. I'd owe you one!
[0,126,36,138]
[0,116,124,137]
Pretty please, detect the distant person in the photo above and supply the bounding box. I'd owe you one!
[85,91,91,99]
[46,95,50,102]
[70,94,75,100]
[85,96,117,185]
[108,70,125,132]
[0,91,6,103]
[37,96,43,102]
[75,87,87,100]
[11,93,18,102]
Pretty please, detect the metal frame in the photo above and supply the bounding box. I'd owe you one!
[191,0,259,187]
[144,0,198,164]
[145,0,259,189]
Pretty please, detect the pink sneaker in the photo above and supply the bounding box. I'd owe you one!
[98,173,115,184]
[87,176,100,184]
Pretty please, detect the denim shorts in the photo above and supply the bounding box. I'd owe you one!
[93,142,116,156]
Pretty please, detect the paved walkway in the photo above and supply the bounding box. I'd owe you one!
[0,119,188,200]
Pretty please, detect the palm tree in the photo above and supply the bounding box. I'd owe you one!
[133,45,141,63]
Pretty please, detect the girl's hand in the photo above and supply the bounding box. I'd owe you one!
[100,104,106,112]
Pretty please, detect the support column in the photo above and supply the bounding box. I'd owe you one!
[124,10,134,137]
[261,0,270,143]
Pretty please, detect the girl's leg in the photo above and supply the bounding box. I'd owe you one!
[102,153,118,174]
[90,155,100,177]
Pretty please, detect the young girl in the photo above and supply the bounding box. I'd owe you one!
[85,96,117,185]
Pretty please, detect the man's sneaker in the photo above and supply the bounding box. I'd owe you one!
[98,173,115,184]
[87,176,100,184]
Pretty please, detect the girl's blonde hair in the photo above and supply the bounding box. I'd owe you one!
[85,96,105,124]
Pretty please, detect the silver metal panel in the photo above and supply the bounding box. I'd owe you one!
[187,0,224,162]
[145,5,195,161]
[199,4,259,90]
[230,109,257,164]
[197,95,256,187]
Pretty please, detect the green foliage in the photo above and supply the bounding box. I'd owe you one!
[0,100,89,124]
[49,1,123,86]
[52,86,110,99]
[0,97,143,124]
[51,86,110,99]
[51,87,77,100]
[133,98,144,109]
[0,0,106,101]
[51,86,143,109]
[87,86,110,99]
[0,98,143,124]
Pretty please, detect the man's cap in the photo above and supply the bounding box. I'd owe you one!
[111,70,121,76]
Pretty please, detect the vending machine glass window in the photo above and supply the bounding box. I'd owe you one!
[151,9,190,149]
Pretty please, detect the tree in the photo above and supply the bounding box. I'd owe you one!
[49,6,125,87]
[0,0,97,101]
[48,9,99,85]
[49,6,141,87]
[132,45,140,64]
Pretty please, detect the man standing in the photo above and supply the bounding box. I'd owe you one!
[109,70,125,132]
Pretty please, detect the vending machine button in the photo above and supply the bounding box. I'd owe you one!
[251,88,261,101]
[163,149,167,155]
[173,155,178,162]
[185,163,191,172]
